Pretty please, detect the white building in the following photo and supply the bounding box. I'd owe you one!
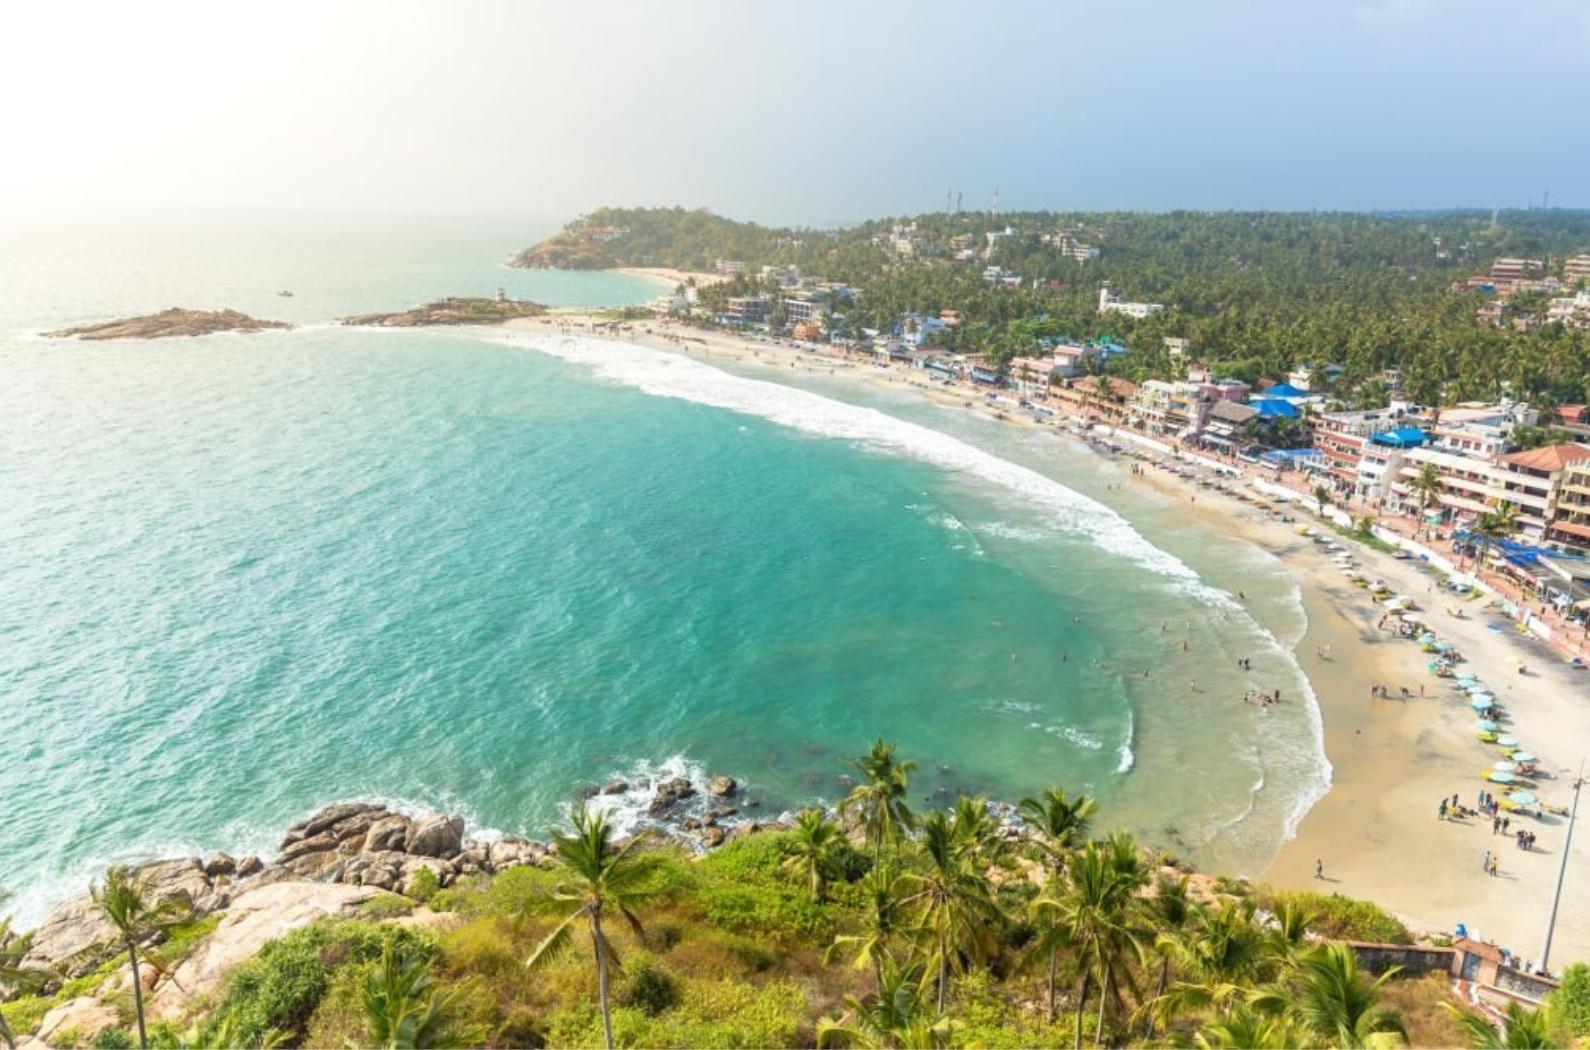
[1098,285,1164,319]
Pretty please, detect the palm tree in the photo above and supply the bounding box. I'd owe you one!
[901,810,998,1012]
[1035,840,1149,1048]
[783,808,844,902]
[816,956,957,1049]
[1018,788,1095,879]
[1,913,51,1050]
[828,860,909,993]
[1145,898,1278,1029]
[842,739,917,867]
[1473,500,1520,569]
[1018,788,1095,1024]
[1446,1001,1553,1049]
[1411,462,1443,531]
[1314,484,1334,512]
[525,807,660,1050]
[1140,875,1193,1038]
[91,866,192,1050]
[1194,1003,1304,1049]
[1251,943,1407,1048]
[363,941,451,1049]
[949,795,1006,866]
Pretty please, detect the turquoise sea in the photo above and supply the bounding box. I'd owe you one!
[0,213,1327,926]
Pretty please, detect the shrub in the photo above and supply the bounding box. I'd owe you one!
[495,1004,546,1048]
[360,893,415,919]
[1,996,53,1037]
[954,969,1082,1049]
[689,834,846,942]
[1254,888,1412,944]
[545,978,804,1048]
[89,1027,136,1049]
[1547,962,1590,1041]
[621,954,682,1016]
[407,867,440,903]
[199,919,435,1045]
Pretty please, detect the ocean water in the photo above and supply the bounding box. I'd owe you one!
[0,216,1326,926]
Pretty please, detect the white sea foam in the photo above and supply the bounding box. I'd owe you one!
[499,331,1230,599]
[573,754,750,845]
[978,521,1053,543]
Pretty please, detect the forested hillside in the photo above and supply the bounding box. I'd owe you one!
[518,207,1590,406]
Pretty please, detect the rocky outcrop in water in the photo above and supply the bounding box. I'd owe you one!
[18,802,542,976]
[45,308,292,340]
[338,297,546,327]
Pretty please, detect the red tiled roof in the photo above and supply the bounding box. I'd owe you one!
[1549,520,1590,540]
[1499,443,1590,472]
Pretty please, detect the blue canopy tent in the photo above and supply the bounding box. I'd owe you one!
[1371,427,1426,449]
[1262,383,1309,398]
[1251,398,1301,419]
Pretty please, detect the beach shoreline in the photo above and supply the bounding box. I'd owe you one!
[504,312,1590,964]
[608,265,726,290]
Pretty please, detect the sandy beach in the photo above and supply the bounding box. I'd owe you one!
[506,313,1590,965]
[608,266,727,290]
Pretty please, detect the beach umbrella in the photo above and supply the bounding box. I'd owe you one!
[1493,761,1518,774]
[1471,697,1496,710]
[1474,720,1499,732]
[1487,771,1516,783]
[1510,751,1536,763]
[1457,673,1479,684]
[1509,791,1538,805]
[1497,735,1519,747]
[1433,641,1454,653]
[1418,632,1437,644]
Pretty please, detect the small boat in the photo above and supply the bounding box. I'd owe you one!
[277,289,294,297]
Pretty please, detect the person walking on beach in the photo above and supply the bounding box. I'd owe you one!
[1482,849,1491,875]
[1489,855,1499,877]
[1492,816,1500,835]
[1315,859,1324,880]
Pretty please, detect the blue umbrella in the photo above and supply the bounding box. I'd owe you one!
[1474,720,1499,732]
[1471,697,1496,710]
[1510,751,1536,763]
[1487,771,1516,783]
[1497,736,1519,747]
[1509,791,1538,805]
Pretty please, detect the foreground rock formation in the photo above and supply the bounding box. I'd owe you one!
[45,308,292,340]
[338,296,546,327]
[18,774,753,977]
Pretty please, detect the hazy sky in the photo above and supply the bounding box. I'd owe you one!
[4,0,1587,226]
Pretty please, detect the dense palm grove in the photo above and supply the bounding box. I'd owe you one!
[527,206,1590,407]
[8,740,1590,1048]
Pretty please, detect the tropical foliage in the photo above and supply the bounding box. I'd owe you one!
[2,741,1567,1048]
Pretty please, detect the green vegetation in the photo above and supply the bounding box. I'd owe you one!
[200,919,436,1047]
[1546,962,1590,1042]
[6,741,1570,1047]
[1252,889,1413,945]
[528,206,1590,407]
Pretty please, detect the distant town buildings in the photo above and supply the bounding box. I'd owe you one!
[714,259,746,276]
